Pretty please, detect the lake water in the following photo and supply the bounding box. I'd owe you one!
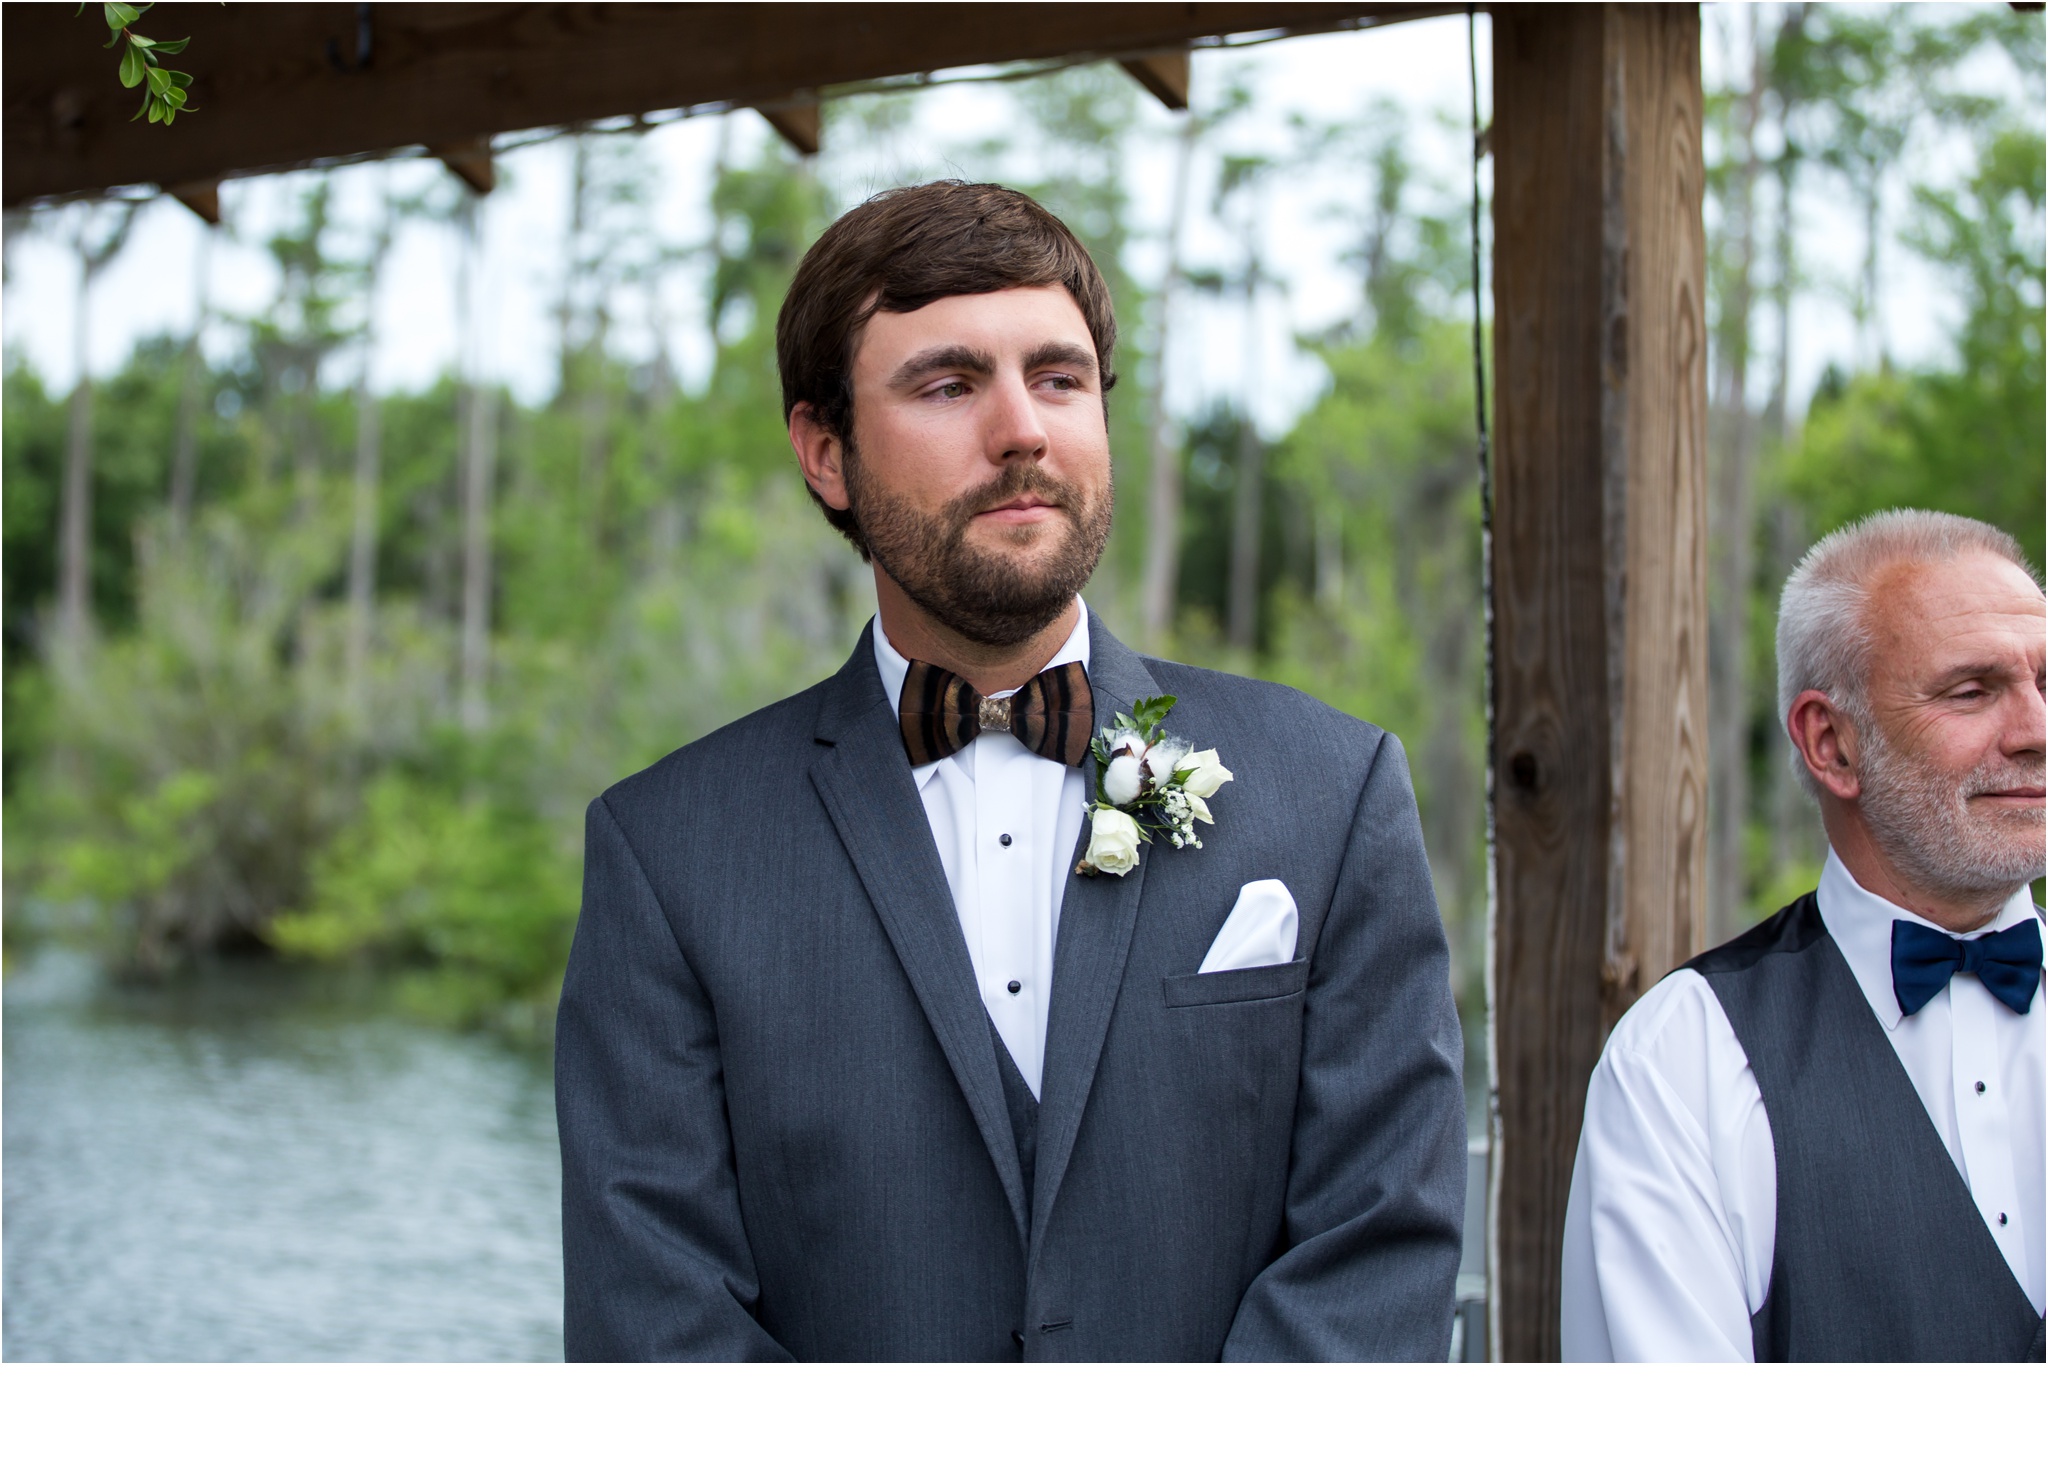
[5,948,1489,1362]
[2,951,564,1362]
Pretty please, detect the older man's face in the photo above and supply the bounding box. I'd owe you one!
[1856,550,2047,903]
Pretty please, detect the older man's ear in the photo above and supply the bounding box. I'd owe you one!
[1787,689,1863,802]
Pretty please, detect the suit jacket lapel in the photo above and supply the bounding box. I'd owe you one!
[808,624,1031,1241]
[1029,611,1161,1260]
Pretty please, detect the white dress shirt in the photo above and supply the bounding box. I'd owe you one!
[873,603,1091,1099]
[1561,849,2046,1361]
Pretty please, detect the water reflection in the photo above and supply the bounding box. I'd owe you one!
[3,951,563,1362]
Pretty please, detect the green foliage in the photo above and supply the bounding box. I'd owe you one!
[89,2,196,125]
[1262,318,1486,987]
[1111,695,1177,740]
[3,135,866,1011]
[270,767,579,992]
[1776,125,2045,570]
[12,509,360,970]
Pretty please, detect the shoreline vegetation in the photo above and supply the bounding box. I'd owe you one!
[5,15,2041,1025]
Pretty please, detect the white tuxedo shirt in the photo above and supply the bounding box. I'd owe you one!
[1561,849,2046,1361]
[873,605,1091,1098]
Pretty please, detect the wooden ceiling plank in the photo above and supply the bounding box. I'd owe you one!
[3,3,1454,205]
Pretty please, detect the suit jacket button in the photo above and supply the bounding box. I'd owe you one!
[1011,1330,1025,1349]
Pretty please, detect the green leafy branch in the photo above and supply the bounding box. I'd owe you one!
[86,2,195,126]
[1110,694,1177,741]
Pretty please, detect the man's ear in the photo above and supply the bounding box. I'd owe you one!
[1787,690,1862,802]
[788,404,850,512]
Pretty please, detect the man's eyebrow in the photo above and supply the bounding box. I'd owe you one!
[1929,660,2011,687]
[1023,341,1098,376]
[886,345,996,389]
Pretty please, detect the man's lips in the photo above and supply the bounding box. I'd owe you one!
[975,496,1061,524]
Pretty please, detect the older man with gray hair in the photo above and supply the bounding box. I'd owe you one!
[1561,508,2045,1361]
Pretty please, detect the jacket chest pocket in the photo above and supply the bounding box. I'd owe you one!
[1160,958,1308,1009]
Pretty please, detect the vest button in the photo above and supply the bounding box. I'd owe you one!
[1975,1080,1986,1094]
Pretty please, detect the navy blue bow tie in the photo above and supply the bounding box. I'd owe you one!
[1891,919,2042,1017]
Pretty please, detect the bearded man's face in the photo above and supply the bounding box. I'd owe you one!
[1851,551,2047,907]
[828,286,1114,648]
[843,451,1111,648]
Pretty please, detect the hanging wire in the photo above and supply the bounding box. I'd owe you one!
[1467,0,1502,1367]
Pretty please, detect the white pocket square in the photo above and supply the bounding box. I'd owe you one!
[1198,879,1299,973]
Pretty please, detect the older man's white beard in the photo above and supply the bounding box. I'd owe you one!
[1855,718,2046,910]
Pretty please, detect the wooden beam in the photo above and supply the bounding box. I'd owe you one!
[168,179,222,226]
[1,3,1453,205]
[432,136,496,195]
[1120,52,1192,110]
[756,103,823,157]
[1488,3,1707,1362]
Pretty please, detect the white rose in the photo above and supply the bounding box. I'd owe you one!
[1176,748,1233,799]
[1082,807,1143,876]
[1184,790,1214,825]
[1101,747,1145,807]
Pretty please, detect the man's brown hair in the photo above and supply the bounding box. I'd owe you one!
[776,180,1118,550]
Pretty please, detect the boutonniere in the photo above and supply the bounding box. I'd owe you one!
[1074,694,1234,877]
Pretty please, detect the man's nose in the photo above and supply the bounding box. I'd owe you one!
[983,374,1049,464]
[2002,669,2047,756]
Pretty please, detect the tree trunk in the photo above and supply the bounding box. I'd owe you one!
[456,196,495,732]
[1226,255,1263,653]
[58,367,94,648]
[346,197,398,721]
[1762,8,1811,887]
[55,206,138,646]
[1706,6,1764,943]
[167,226,214,535]
[459,381,497,733]
[1226,404,1263,652]
[346,373,381,716]
[1139,113,1197,650]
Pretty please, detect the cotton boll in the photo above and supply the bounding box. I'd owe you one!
[1144,737,1191,787]
[1102,749,1144,807]
[1109,731,1148,760]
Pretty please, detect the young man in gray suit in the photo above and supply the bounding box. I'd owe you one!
[555,181,1466,1361]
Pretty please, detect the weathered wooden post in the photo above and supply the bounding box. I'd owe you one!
[1487,3,1709,1362]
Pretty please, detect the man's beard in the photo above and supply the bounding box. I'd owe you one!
[1855,712,2046,910]
[844,449,1112,649]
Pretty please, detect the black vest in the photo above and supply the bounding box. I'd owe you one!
[989,1016,1038,1224]
[1697,893,2044,1362]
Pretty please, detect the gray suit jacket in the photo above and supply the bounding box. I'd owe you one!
[555,612,1466,1360]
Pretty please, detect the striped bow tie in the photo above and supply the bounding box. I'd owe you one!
[898,658,1094,768]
